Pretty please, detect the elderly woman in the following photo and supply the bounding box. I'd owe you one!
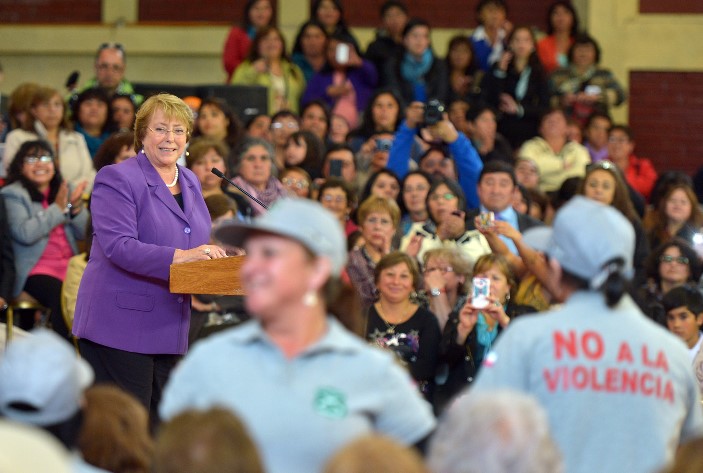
[4,85,96,190]
[73,94,225,426]
[365,251,441,401]
[160,199,435,473]
[1,140,89,340]
[434,253,536,413]
[231,138,287,216]
[345,195,401,310]
[422,247,473,331]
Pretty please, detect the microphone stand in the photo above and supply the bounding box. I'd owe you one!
[211,168,269,210]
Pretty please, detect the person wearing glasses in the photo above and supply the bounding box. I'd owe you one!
[76,42,142,104]
[72,94,224,429]
[1,140,89,340]
[636,239,702,326]
[401,177,490,268]
[317,177,357,236]
[346,195,401,310]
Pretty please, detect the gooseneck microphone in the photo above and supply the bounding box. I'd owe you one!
[211,168,269,210]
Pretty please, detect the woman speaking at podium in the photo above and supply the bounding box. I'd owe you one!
[72,94,226,427]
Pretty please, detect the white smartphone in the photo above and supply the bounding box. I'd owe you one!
[335,43,350,64]
[472,277,491,309]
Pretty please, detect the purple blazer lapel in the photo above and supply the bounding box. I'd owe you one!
[137,152,186,222]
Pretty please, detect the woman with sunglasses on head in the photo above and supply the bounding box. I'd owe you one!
[73,94,224,428]
[1,140,89,340]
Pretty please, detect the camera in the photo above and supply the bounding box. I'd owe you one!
[375,138,393,152]
[424,99,445,126]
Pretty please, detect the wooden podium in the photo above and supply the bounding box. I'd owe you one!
[169,256,245,295]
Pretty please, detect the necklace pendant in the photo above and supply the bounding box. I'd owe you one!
[386,326,395,334]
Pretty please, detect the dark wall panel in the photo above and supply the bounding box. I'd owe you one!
[0,0,100,23]
[640,0,703,14]
[628,71,703,175]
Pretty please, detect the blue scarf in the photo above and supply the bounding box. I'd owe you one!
[401,49,433,86]
[476,312,499,361]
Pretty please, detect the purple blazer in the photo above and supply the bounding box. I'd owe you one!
[72,152,210,354]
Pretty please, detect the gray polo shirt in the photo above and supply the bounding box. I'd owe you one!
[160,317,436,473]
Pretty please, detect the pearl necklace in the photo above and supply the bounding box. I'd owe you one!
[166,166,179,188]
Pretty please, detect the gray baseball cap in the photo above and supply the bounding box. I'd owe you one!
[214,198,348,276]
[523,196,635,285]
[0,329,94,426]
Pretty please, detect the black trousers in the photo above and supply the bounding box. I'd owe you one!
[24,274,67,339]
[78,338,180,432]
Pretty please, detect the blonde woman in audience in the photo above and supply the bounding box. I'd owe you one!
[422,247,472,331]
[4,85,95,190]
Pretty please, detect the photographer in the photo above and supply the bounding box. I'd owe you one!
[387,100,483,209]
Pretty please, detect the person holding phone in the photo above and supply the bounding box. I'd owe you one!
[434,253,535,414]
[302,34,378,130]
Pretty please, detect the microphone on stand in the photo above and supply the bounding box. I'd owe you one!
[65,71,80,93]
[211,168,269,211]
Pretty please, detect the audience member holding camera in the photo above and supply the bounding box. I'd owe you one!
[387,101,483,209]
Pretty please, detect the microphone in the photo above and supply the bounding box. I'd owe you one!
[65,71,80,92]
[211,168,269,210]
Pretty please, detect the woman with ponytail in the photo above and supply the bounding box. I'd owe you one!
[469,195,703,473]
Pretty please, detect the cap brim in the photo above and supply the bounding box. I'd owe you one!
[213,218,308,251]
[522,226,554,254]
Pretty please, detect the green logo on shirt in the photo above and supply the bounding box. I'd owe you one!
[313,387,347,419]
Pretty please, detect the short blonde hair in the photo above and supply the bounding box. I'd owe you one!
[357,195,401,229]
[423,248,473,292]
[134,93,194,151]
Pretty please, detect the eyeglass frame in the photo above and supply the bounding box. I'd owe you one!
[148,126,188,137]
[423,266,454,274]
[23,155,54,165]
[659,255,690,265]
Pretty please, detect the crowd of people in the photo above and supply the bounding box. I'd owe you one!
[2,0,703,472]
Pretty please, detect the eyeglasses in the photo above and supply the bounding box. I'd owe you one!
[404,184,429,193]
[271,122,299,130]
[424,266,454,274]
[24,155,54,165]
[96,63,124,72]
[282,177,309,189]
[322,195,346,204]
[660,255,689,265]
[608,136,629,144]
[148,126,187,137]
[429,192,456,201]
[365,216,393,226]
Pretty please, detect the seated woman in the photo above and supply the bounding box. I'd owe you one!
[400,177,491,267]
[636,239,702,326]
[280,167,313,199]
[385,18,448,105]
[317,177,358,237]
[365,251,441,401]
[222,0,275,82]
[292,20,329,83]
[647,183,703,252]
[549,33,627,127]
[283,130,325,180]
[357,168,402,208]
[311,0,360,53]
[111,93,138,132]
[1,140,89,339]
[192,97,243,160]
[444,35,483,107]
[232,139,287,216]
[92,130,135,172]
[71,88,117,158]
[231,26,306,114]
[481,25,550,149]
[434,253,536,414]
[346,195,401,310]
[4,85,96,190]
[421,247,472,331]
[186,137,254,221]
[536,1,580,74]
[299,100,332,146]
[398,170,432,238]
[302,34,378,131]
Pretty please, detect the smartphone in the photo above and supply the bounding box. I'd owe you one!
[472,277,491,309]
[584,85,601,96]
[375,138,393,152]
[335,43,350,64]
[478,211,495,228]
[329,159,343,177]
